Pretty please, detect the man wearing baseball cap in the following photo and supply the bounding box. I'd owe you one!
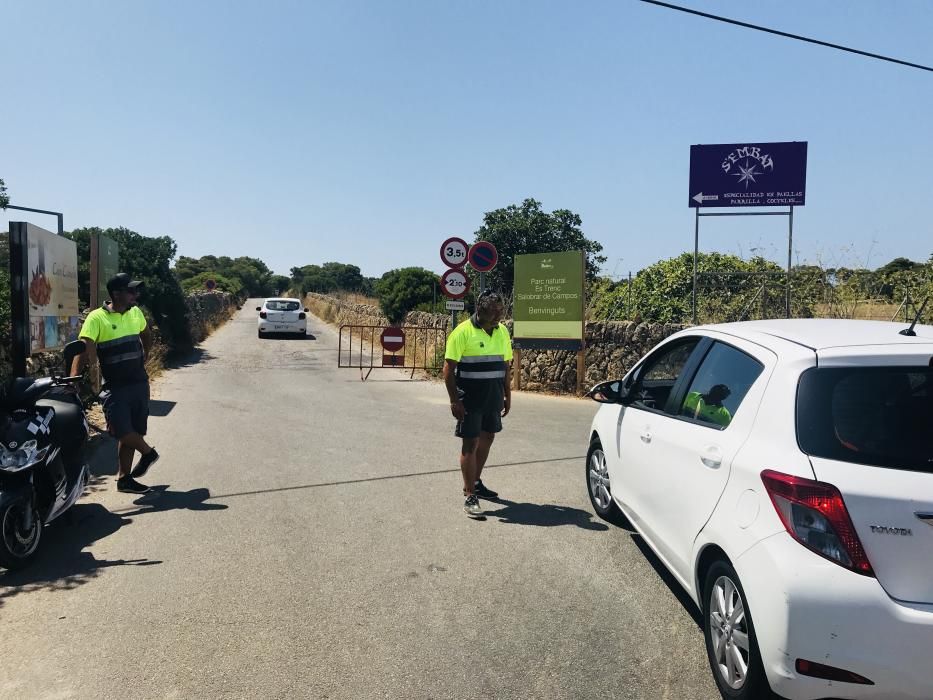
[71,273,159,493]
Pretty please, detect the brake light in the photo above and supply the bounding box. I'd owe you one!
[298,312,306,320]
[761,470,873,576]
[260,311,267,319]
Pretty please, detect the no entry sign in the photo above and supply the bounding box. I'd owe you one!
[440,237,469,268]
[440,268,470,299]
[468,241,497,272]
[380,327,405,352]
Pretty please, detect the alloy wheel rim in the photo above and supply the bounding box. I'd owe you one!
[588,449,611,510]
[709,575,751,689]
[2,504,40,559]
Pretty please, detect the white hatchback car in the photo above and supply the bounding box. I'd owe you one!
[256,298,308,338]
[585,319,933,700]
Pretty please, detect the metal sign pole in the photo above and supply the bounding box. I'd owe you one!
[9,223,30,376]
[693,207,699,324]
[786,206,794,318]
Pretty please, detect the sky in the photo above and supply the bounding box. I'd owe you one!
[2,0,932,281]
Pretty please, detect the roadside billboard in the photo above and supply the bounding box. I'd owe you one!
[513,250,584,350]
[26,223,80,353]
[689,141,808,208]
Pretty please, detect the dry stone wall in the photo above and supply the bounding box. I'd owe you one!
[306,293,685,394]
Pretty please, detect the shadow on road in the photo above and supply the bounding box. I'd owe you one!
[0,502,161,610]
[480,498,609,531]
[149,399,177,417]
[164,347,216,370]
[628,534,704,630]
[112,486,229,517]
[207,456,586,501]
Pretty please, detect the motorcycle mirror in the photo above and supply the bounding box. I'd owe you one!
[62,339,87,377]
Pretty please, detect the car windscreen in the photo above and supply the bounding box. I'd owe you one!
[797,366,933,473]
[266,301,300,311]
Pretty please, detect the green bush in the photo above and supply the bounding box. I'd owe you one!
[376,267,437,324]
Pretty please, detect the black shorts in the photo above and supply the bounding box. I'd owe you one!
[455,407,503,439]
[100,382,150,439]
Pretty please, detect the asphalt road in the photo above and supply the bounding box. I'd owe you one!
[0,301,718,699]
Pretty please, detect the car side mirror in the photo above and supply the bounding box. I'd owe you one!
[256,306,262,312]
[586,379,632,405]
[304,307,309,313]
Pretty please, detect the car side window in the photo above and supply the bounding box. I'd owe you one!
[680,342,764,429]
[629,339,700,412]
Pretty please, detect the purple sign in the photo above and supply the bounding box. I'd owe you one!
[689,142,807,208]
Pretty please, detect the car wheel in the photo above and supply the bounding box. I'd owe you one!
[585,437,625,525]
[258,330,266,339]
[702,560,773,699]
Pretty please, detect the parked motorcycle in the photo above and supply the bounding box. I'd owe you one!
[0,340,91,570]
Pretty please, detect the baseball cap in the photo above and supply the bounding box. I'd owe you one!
[106,273,144,295]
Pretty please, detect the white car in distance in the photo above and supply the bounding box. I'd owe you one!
[257,298,308,338]
[585,319,933,700]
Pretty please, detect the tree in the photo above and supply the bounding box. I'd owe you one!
[0,178,8,209]
[375,267,437,324]
[270,275,291,296]
[66,227,191,347]
[174,254,276,298]
[290,262,365,296]
[179,271,243,296]
[471,198,606,293]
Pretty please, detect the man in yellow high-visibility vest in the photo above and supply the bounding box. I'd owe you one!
[443,290,512,517]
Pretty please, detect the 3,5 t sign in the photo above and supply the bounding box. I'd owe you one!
[440,237,469,268]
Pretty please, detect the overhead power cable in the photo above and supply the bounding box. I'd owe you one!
[639,0,933,73]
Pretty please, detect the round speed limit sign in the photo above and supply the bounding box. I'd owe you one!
[440,268,471,299]
[440,237,469,268]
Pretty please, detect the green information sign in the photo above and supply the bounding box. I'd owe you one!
[513,250,584,350]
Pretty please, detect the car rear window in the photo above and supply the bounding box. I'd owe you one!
[266,301,300,311]
[797,366,933,473]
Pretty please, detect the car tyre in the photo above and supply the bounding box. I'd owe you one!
[702,560,774,699]
[258,330,266,339]
[585,437,626,526]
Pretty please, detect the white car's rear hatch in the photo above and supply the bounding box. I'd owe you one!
[797,344,933,603]
[264,301,301,323]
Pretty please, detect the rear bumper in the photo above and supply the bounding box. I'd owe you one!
[258,322,306,334]
[738,532,933,699]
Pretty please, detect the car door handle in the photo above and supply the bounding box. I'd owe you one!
[640,429,652,443]
[700,446,722,468]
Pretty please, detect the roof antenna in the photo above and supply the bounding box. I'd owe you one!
[899,296,929,336]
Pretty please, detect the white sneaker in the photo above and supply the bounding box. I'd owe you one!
[463,494,483,517]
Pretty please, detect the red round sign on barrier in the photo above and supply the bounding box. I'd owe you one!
[380,327,406,352]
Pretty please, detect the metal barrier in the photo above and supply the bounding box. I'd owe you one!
[338,324,449,381]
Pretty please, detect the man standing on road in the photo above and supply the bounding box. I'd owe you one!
[71,273,159,494]
[443,290,512,517]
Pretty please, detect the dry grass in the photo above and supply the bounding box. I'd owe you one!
[813,301,904,322]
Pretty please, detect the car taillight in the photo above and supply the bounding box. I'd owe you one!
[298,312,306,320]
[761,470,874,577]
[260,311,267,319]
